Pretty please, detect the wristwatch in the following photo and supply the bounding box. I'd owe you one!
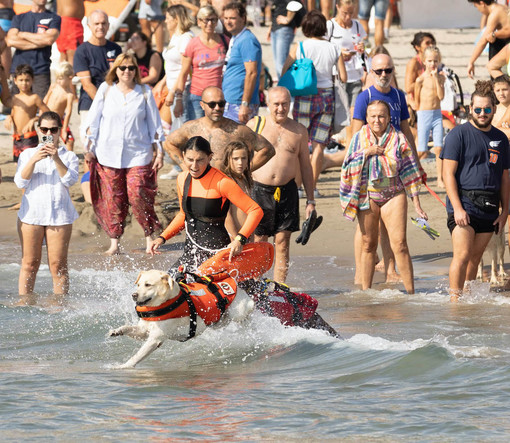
[306,200,316,206]
[235,233,247,245]
[241,100,249,107]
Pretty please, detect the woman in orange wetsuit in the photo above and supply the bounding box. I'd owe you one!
[149,136,264,271]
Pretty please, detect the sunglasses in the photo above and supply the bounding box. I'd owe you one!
[118,65,136,72]
[473,106,493,115]
[372,68,394,75]
[202,100,226,109]
[39,126,60,134]
[200,17,218,23]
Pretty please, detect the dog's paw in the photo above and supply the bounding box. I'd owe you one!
[108,328,123,337]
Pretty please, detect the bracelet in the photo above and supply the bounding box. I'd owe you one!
[157,235,167,244]
[306,200,316,206]
[235,233,247,245]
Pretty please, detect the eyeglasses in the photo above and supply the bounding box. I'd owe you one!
[200,17,218,23]
[118,65,136,72]
[372,68,394,75]
[39,126,60,134]
[473,107,493,115]
[201,100,226,109]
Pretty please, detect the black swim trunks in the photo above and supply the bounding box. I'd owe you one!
[253,179,300,237]
[447,212,496,234]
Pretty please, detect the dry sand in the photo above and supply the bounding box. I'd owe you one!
[0,24,488,282]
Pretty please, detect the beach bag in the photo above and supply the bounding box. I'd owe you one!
[278,41,317,97]
[333,78,350,133]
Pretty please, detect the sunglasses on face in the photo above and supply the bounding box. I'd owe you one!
[118,65,136,72]
[202,100,226,109]
[473,106,493,115]
[372,68,394,75]
[39,126,60,134]
[200,17,218,23]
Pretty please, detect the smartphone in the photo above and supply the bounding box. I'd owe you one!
[41,135,53,144]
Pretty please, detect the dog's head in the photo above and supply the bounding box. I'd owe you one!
[132,270,180,307]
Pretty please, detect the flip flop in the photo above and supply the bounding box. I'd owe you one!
[411,217,440,240]
[296,210,322,245]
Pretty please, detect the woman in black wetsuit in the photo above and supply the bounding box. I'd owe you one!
[149,136,263,271]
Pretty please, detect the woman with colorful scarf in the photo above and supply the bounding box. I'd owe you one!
[340,100,427,294]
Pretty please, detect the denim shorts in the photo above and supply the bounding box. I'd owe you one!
[358,0,390,21]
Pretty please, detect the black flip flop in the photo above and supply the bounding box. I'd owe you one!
[296,210,322,245]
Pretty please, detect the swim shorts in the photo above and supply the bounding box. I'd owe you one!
[56,16,84,53]
[253,179,300,237]
[0,7,14,32]
[447,212,496,234]
[417,109,443,152]
[138,0,165,21]
[13,131,39,162]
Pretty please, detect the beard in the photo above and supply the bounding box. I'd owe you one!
[471,114,493,129]
[375,76,392,89]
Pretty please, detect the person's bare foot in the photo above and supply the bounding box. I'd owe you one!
[385,272,402,284]
[104,246,120,256]
[8,202,20,211]
[375,260,385,273]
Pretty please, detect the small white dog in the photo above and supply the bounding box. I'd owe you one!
[109,270,254,368]
[477,229,507,285]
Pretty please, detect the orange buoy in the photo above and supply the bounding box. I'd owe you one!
[197,242,274,281]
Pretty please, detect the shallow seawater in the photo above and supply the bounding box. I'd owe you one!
[2,236,510,440]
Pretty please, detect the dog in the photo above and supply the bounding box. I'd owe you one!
[477,229,507,285]
[109,270,254,369]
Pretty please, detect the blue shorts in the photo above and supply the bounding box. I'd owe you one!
[417,109,443,152]
[358,0,390,21]
[224,102,259,124]
[138,0,164,21]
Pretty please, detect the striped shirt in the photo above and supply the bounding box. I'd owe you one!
[15,145,79,226]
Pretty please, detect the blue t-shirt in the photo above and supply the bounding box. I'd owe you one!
[353,86,410,131]
[10,11,61,75]
[73,40,122,112]
[222,28,261,105]
[440,122,510,219]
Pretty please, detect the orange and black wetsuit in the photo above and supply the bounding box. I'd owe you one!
[161,166,263,270]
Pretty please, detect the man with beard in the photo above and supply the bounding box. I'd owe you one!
[164,86,275,171]
[351,54,418,160]
[441,80,510,300]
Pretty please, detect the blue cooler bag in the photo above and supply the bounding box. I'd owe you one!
[278,41,318,97]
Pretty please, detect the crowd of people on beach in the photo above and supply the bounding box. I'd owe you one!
[3,0,510,304]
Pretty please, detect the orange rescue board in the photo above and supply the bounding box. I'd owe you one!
[197,242,274,281]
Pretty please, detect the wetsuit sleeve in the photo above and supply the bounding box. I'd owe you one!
[160,176,186,240]
[219,176,263,239]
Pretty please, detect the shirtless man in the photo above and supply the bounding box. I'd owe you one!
[165,86,275,171]
[247,86,315,283]
[492,74,510,139]
[56,0,95,66]
[468,0,510,79]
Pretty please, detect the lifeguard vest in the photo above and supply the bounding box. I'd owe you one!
[135,271,238,340]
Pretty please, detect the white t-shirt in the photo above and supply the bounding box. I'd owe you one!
[15,145,79,226]
[295,39,339,89]
[326,18,366,82]
[163,31,194,90]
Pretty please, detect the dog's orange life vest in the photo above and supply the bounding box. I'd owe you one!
[135,273,238,339]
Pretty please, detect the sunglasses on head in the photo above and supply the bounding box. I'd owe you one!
[202,100,226,109]
[39,126,60,134]
[473,106,493,115]
[372,68,394,75]
[118,65,136,72]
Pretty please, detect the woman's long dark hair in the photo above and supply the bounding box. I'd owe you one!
[222,140,253,189]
